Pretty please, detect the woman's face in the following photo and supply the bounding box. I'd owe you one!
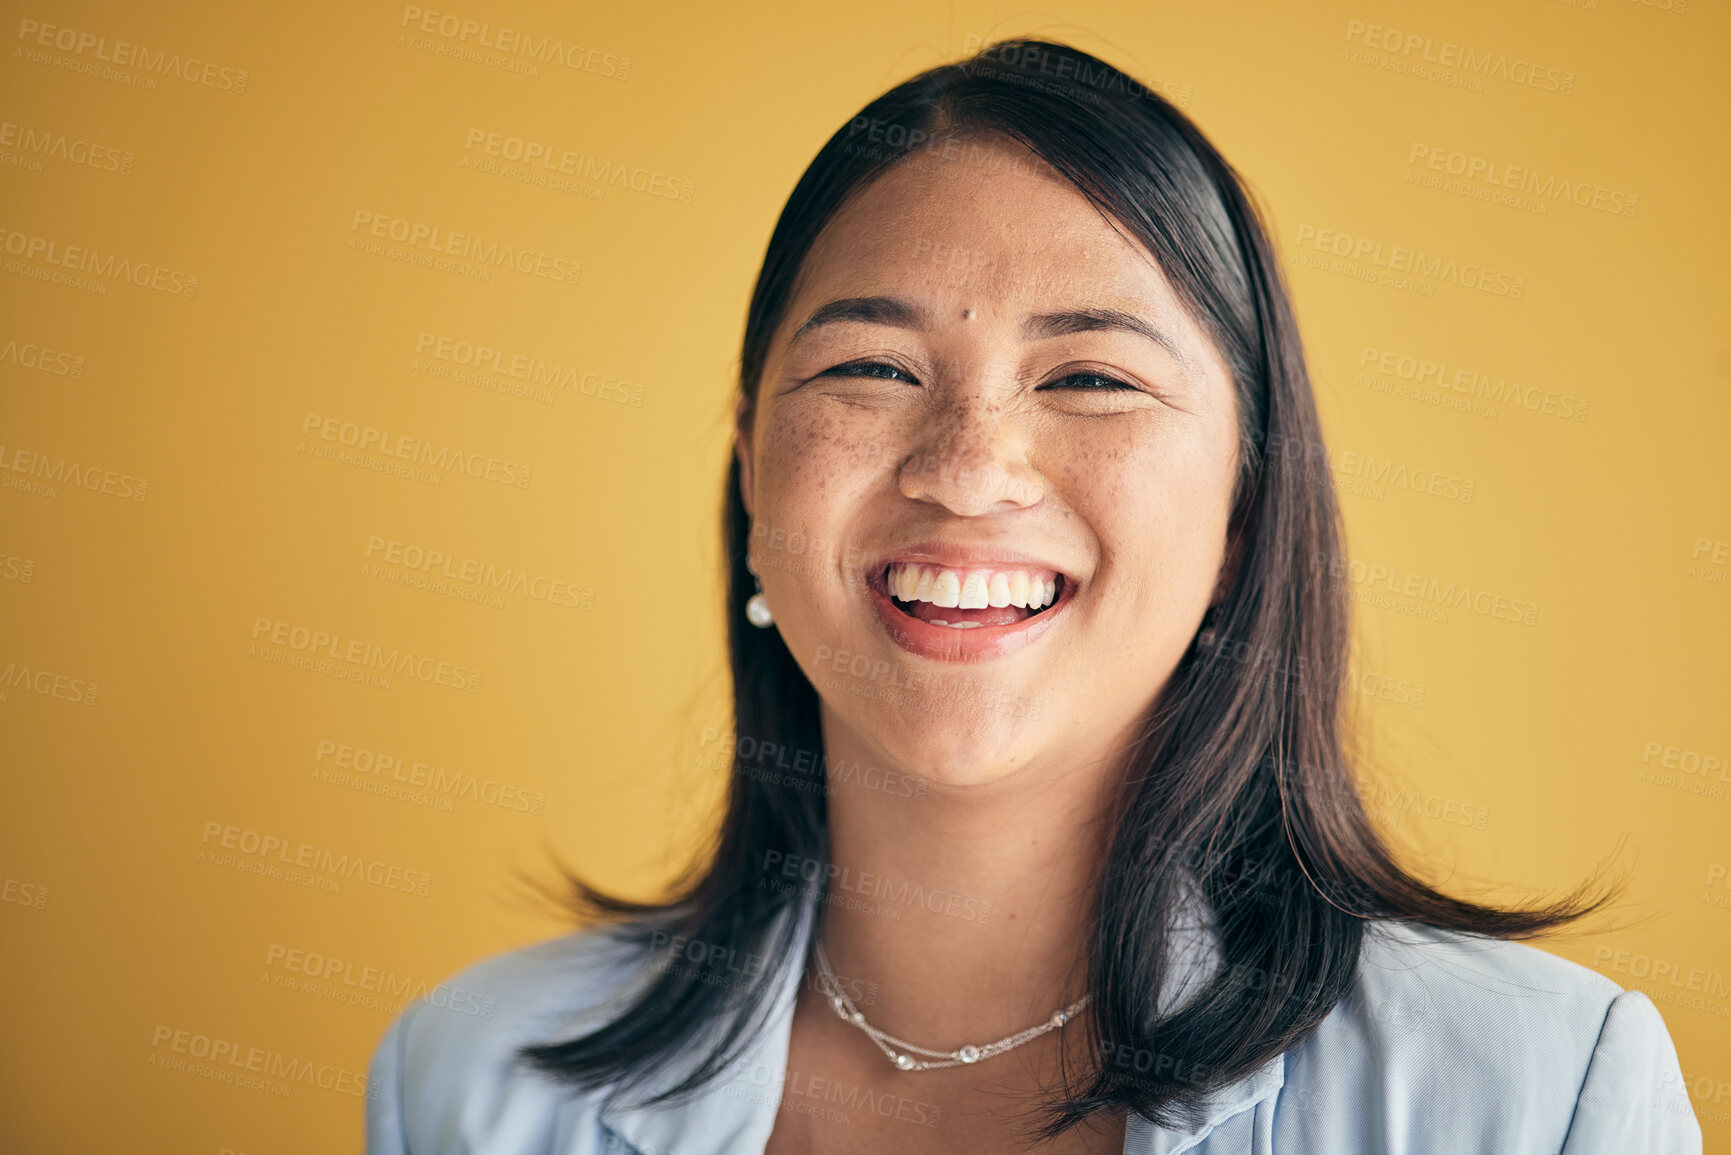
[737,135,1241,787]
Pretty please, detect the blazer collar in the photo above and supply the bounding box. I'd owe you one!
[599,890,1284,1155]
[1122,1052,1285,1154]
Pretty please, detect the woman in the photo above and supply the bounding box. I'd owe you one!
[367,39,1701,1154]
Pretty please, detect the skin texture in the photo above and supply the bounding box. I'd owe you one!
[739,134,1241,1154]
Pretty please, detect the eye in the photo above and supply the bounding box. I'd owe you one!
[817,359,921,385]
[1039,371,1138,392]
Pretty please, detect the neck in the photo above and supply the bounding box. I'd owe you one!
[811,703,1129,1051]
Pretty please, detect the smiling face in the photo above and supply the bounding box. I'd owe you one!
[736,134,1242,787]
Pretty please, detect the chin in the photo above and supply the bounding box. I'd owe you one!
[860,707,1049,789]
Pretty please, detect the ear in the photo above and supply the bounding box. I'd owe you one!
[733,393,755,520]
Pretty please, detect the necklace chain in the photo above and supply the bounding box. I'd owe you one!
[812,940,1089,1072]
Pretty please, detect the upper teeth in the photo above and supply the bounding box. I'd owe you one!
[887,563,1059,610]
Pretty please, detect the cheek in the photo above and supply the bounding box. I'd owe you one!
[755,401,901,517]
[757,412,835,514]
[1058,425,1234,600]
[749,407,885,587]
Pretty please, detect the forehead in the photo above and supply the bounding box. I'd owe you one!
[795,134,1174,315]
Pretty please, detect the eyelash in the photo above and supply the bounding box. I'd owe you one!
[1046,371,1136,392]
[820,360,1138,392]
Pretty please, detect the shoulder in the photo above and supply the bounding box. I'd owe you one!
[1347,919,1624,1043]
[1288,921,1623,1105]
[1273,922,1701,1153]
[366,925,654,1155]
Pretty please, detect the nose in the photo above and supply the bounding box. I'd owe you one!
[896,391,1046,516]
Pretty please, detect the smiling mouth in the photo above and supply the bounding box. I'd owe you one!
[876,562,1066,630]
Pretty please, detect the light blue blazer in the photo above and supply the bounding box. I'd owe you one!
[366,902,1702,1154]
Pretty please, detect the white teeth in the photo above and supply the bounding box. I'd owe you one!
[930,570,961,608]
[886,563,1062,611]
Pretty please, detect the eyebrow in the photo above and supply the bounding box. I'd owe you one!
[789,295,1190,369]
[1021,307,1186,364]
[790,296,926,345]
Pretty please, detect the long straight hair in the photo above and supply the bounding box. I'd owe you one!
[521,38,1608,1136]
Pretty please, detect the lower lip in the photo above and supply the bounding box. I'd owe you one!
[867,579,1072,663]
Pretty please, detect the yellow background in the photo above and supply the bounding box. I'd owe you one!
[2,0,1727,1150]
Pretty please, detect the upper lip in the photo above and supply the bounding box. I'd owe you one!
[867,541,1077,586]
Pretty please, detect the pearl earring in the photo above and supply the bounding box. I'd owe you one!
[743,554,773,628]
